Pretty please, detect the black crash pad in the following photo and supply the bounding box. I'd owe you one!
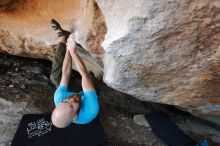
[145,112,196,146]
[11,114,108,146]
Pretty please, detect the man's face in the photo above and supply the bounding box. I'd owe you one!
[62,94,81,115]
[68,94,81,103]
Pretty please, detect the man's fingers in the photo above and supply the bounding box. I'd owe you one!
[67,33,75,42]
[69,33,75,40]
[67,33,76,51]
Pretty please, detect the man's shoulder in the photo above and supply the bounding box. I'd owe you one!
[54,86,72,106]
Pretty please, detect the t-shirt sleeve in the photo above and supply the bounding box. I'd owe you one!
[54,86,74,106]
[75,91,99,124]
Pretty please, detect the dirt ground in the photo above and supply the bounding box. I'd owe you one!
[0,53,219,146]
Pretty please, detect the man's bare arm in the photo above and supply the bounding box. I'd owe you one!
[67,34,95,92]
[59,49,72,86]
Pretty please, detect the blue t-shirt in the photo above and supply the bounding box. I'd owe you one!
[54,86,99,124]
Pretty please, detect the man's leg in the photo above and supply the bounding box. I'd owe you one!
[50,42,66,88]
[50,19,72,88]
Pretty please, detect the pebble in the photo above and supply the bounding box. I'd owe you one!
[9,84,14,88]
[20,84,26,89]
[133,114,150,127]
[42,75,48,80]
[15,67,19,72]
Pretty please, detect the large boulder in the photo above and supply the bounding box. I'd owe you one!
[0,0,220,126]
[95,0,220,125]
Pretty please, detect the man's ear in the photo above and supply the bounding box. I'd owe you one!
[72,114,77,122]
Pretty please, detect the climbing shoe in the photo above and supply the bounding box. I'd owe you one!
[50,19,70,38]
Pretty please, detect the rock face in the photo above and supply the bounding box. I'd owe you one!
[76,0,107,67]
[0,0,220,125]
[96,0,220,125]
[0,0,103,77]
[0,0,80,59]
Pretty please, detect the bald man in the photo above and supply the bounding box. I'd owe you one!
[50,19,99,128]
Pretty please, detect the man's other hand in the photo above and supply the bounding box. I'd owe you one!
[67,33,76,52]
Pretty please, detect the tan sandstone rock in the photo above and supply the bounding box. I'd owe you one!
[0,0,103,77]
[95,0,220,125]
[0,0,79,59]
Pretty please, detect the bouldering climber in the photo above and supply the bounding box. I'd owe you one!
[49,19,99,128]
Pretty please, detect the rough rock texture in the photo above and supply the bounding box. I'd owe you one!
[0,0,80,59]
[0,0,103,78]
[0,0,220,126]
[76,0,107,67]
[94,0,220,125]
[0,98,40,146]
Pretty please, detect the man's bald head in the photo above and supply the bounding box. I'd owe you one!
[51,103,74,128]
